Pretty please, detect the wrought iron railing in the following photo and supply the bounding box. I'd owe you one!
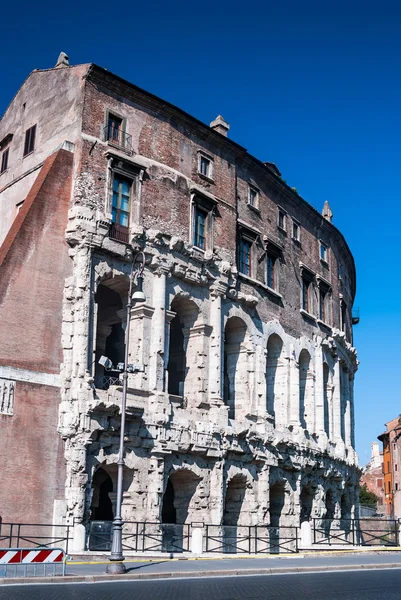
[204,525,298,554]
[313,517,398,546]
[94,375,123,390]
[88,521,190,553]
[103,125,132,152]
[108,222,129,243]
[0,522,72,554]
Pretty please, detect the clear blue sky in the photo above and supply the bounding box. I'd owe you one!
[2,0,401,464]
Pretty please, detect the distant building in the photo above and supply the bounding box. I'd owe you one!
[0,53,360,537]
[378,417,401,518]
[360,442,385,515]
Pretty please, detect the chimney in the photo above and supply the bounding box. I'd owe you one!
[322,200,333,222]
[55,52,70,68]
[210,115,230,137]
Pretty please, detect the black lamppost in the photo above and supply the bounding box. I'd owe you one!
[106,251,146,574]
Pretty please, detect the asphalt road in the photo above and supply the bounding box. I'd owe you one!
[1,569,401,599]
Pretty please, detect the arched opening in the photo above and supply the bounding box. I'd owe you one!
[163,469,201,525]
[323,362,330,436]
[299,349,313,431]
[266,334,284,426]
[269,481,285,528]
[161,479,177,524]
[223,317,248,420]
[91,468,114,521]
[300,486,315,523]
[167,297,199,398]
[94,276,129,389]
[223,475,247,526]
[325,489,336,520]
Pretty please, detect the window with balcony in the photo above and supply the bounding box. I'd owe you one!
[23,125,36,157]
[110,175,131,243]
[105,112,132,152]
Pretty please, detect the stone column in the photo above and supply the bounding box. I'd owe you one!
[332,358,342,443]
[164,309,177,395]
[209,460,224,524]
[184,324,212,408]
[253,342,266,417]
[349,374,355,449]
[146,455,165,522]
[128,304,155,390]
[289,345,300,428]
[149,266,169,392]
[314,345,325,436]
[208,284,225,403]
[343,369,352,448]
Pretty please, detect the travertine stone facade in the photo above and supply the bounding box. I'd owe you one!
[0,57,360,530]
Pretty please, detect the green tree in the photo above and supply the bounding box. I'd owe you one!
[359,484,378,507]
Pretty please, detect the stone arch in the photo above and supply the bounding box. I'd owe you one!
[269,481,286,528]
[90,467,114,521]
[223,474,247,526]
[300,484,316,523]
[299,349,314,432]
[167,296,200,398]
[94,275,129,389]
[223,316,249,420]
[266,333,285,427]
[162,467,202,525]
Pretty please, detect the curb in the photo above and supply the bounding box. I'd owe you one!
[2,562,401,585]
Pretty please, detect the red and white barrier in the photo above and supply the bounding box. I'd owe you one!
[0,548,64,564]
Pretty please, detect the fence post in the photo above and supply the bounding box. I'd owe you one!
[191,523,203,555]
[72,523,86,553]
[300,521,312,548]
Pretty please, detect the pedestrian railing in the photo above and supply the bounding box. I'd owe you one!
[88,521,190,553]
[313,518,398,546]
[0,522,72,554]
[204,525,298,554]
[0,547,66,578]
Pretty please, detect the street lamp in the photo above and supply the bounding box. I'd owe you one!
[106,250,146,574]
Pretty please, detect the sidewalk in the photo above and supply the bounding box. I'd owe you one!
[2,549,401,585]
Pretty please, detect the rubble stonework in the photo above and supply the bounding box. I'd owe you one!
[0,57,360,530]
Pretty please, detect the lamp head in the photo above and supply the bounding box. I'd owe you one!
[132,273,146,303]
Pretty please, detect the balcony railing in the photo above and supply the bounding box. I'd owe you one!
[109,223,129,244]
[103,125,132,152]
[94,375,123,390]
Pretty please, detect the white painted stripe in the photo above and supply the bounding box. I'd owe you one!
[0,365,60,387]
[44,549,63,563]
[0,551,18,564]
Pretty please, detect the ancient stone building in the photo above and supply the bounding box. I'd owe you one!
[0,53,360,538]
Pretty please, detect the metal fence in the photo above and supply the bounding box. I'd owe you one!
[313,518,398,546]
[0,522,72,554]
[0,547,66,578]
[204,525,298,554]
[88,521,190,553]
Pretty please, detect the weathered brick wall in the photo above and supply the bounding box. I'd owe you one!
[0,149,73,372]
[0,382,65,523]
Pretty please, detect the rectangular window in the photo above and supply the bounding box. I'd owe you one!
[396,464,398,471]
[266,253,279,290]
[292,221,300,241]
[341,300,347,333]
[1,148,9,174]
[107,113,123,144]
[388,481,391,492]
[248,186,258,208]
[239,238,252,276]
[302,278,311,312]
[338,264,343,280]
[320,241,328,262]
[193,206,208,249]
[110,175,131,242]
[23,125,36,157]
[278,209,286,230]
[198,154,213,179]
[396,483,399,491]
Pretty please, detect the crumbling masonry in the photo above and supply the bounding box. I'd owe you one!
[0,56,360,534]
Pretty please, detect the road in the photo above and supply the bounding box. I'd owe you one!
[1,569,401,599]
